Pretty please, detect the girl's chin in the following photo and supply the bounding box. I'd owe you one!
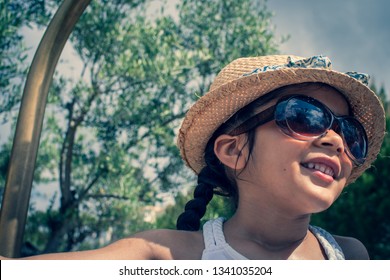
[294,180,341,212]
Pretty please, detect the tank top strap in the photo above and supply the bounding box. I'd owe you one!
[202,217,227,249]
[309,225,345,260]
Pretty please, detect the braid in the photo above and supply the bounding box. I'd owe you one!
[176,167,215,231]
[176,142,237,231]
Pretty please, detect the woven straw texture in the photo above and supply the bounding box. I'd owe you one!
[177,55,386,184]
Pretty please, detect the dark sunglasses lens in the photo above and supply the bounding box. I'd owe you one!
[340,118,367,162]
[276,96,367,165]
[284,99,331,136]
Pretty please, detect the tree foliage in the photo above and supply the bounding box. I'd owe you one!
[0,0,279,255]
[0,0,50,118]
[155,191,235,230]
[0,0,52,204]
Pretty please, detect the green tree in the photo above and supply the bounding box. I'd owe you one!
[0,0,52,203]
[1,0,279,255]
[0,0,51,117]
[155,191,235,230]
[312,85,390,260]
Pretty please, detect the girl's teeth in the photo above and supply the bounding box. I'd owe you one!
[305,163,334,177]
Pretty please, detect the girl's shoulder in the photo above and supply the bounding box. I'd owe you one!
[130,228,204,260]
[332,235,370,260]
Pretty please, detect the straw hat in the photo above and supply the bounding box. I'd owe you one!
[177,55,386,184]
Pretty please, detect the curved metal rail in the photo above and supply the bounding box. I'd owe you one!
[0,0,91,257]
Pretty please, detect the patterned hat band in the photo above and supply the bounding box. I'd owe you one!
[242,55,370,86]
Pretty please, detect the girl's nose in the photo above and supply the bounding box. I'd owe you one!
[313,129,345,155]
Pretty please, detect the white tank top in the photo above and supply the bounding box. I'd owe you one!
[201,217,345,260]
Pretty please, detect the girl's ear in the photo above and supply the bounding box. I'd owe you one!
[213,134,248,170]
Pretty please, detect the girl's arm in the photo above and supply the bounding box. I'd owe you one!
[0,229,203,260]
[0,230,175,260]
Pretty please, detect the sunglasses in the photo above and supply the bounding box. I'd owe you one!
[229,95,368,166]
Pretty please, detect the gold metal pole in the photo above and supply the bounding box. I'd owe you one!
[0,0,91,257]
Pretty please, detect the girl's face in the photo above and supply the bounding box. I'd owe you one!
[237,85,354,215]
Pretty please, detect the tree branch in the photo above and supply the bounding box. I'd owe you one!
[85,194,130,200]
[124,111,186,151]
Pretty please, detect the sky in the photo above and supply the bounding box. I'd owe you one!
[267,0,390,94]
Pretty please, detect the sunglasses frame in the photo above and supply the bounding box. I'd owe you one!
[229,94,368,166]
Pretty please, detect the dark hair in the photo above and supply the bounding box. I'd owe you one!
[176,82,340,231]
[175,133,253,231]
[175,92,276,231]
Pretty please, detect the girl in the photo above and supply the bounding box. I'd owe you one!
[1,55,386,259]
